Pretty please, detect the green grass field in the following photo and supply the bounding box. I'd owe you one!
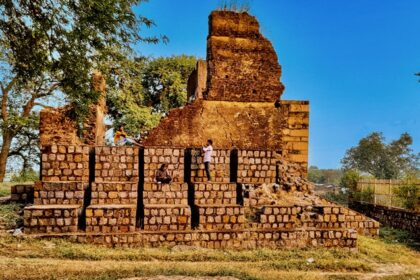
[0,203,418,280]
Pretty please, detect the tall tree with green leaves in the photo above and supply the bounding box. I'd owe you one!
[341,132,420,179]
[107,55,197,136]
[0,0,162,182]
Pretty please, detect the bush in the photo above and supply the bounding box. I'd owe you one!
[353,186,374,203]
[393,179,419,210]
[218,0,251,12]
[340,170,360,191]
[10,169,39,182]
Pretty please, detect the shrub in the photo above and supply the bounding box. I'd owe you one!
[218,0,251,12]
[10,169,39,182]
[393,179,419,210]
[340,170,360,191]
[353,186,374,204]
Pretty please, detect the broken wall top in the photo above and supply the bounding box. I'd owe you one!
[206,11,285,102]
[39,72,107,146]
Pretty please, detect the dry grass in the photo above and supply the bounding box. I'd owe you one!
[217,0,251,13]
[0,232,418,280]
[0,182,13,197]
[0,204,418,279]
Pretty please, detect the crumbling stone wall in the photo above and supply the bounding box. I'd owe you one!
[39,107,81,146]
[206,11,285,102]
[187,60,207,101]
[39,72,107,146]
[21,10,379,250]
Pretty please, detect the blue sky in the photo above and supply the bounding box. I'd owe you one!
[134,0,420,169]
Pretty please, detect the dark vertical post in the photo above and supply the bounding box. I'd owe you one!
[230,148,238,183]
[78,146,95,231]
[136,147,145,229]
[185,148,199,228]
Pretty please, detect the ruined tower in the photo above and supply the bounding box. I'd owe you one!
[20,10,379,248]
[145,11,309,171]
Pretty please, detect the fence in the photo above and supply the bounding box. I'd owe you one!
[355,179,420,210]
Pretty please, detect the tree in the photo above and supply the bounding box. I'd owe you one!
[341,132,420,179]
[142,55,197,113]
[107,55,197,136]
[339,170,360,191]
[308,166,343,185]
[308,166,326,184]
[0,0,161,181]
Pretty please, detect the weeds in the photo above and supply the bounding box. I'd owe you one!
[218,0,251,13]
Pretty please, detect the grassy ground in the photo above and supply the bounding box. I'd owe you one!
[0,182,13,197]
[0,204,419,280]
[0,182,34,198]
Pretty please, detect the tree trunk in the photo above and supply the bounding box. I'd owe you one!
[0,132,13,182]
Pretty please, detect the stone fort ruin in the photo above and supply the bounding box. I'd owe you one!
[22,11,379,249]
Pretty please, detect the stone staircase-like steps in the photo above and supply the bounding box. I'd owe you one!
[143,182,191,231]
[86,146,139,233]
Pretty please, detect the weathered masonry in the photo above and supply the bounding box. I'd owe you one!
[22,11,379,249]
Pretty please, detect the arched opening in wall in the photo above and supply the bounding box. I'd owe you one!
[136,148,145,229]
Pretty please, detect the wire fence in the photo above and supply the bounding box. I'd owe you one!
[355,179,420,210]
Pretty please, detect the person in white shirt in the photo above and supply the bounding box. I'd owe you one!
[202,139,213,181]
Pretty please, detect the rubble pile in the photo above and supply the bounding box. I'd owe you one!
[278,160,314,193]
[247,183,325,208]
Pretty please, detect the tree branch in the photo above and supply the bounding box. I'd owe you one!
[1,77,17,121]
[21,82,59,119]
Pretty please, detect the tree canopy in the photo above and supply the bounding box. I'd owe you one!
[107,55,197,136]
[308,166,343,185]
[341,132,420,179]
[0,0,163,181]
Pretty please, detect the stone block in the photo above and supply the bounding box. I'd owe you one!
[143,182,188,205]
[91,182,138,205]
[197,204,245,230]
[86,204,136,233]
[24,205,79,234]
[143,205,191,231]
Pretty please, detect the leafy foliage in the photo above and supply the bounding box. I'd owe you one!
[308,166,343,185]
[0,0,162,181]
[0,0,162,123]
[353,186,374,203]
[10,169,39,183]
[107,55,197,136]
[341,132,420,179]
[340,170,360,191]
[142,55,198,113]
[393,176,419,210]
